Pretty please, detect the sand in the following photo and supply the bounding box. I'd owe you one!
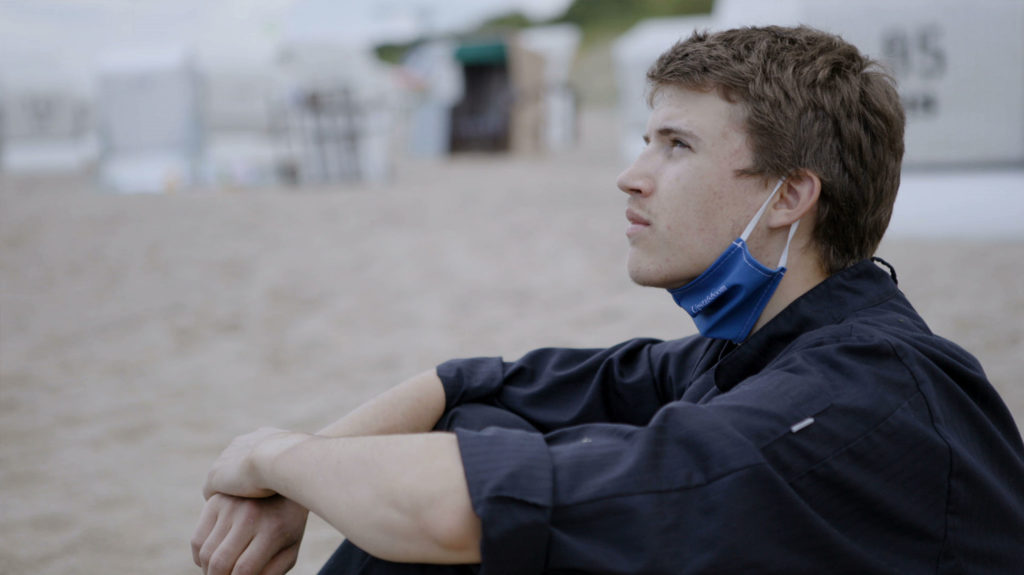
[1,108,1022,574]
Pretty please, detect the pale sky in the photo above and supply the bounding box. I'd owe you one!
[0,0,573,89]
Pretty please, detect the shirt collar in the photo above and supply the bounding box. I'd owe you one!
[712,259,901,392]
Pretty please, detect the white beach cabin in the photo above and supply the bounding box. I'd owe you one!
[95,47,202,194]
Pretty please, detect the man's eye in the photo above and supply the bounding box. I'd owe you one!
[671,139,690,150]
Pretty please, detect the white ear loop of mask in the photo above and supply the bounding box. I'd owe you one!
[739,178,801,269]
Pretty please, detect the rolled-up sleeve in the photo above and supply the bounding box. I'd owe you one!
[437,338,672,431]
[455,427,553,575]
[458,401,771,574]
[437,356,507,410]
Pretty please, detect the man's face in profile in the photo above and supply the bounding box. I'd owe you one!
[617,85,770,291]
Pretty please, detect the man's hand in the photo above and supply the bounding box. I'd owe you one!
[191,494,309,575]
[203,427,309,500]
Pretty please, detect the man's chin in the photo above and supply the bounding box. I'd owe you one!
[628,271,676,290]
[627,266,692,290]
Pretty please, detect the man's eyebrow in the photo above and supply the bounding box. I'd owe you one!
[644,125,702,144]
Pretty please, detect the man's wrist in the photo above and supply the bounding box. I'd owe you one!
[253,430,313,492]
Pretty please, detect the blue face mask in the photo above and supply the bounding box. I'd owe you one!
[667,179,799,343]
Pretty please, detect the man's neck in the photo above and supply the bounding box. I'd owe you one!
[751,254,828,336]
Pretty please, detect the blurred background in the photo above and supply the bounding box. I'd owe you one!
[1,0,1021,229]
[1,1,1022,573]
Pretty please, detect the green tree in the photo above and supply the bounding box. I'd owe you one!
[556,0,713,43]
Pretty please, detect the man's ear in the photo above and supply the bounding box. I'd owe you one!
[768,169,821,229]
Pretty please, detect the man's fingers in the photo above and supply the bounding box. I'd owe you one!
[191,497,220,566]
[206,534,255,575]
[236,498,305,575]
[203,516,256,575]
[191,494,308,575]
[229,529,288,575]
[197,514,233,573]
[253,540,302,575]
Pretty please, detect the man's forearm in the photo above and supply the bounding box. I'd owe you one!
[255,431,482,564]
[317,369,448,438]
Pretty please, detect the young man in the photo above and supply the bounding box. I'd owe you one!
[192,26,1024,574]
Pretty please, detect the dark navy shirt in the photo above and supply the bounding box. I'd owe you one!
[437,260,1024,574]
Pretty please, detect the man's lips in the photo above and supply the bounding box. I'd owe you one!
[626,208,650,226]
[625,208,650,237]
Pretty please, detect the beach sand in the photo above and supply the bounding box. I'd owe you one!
[1,108,1021,574]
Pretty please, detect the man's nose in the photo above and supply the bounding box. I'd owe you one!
[616,159,651,196]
